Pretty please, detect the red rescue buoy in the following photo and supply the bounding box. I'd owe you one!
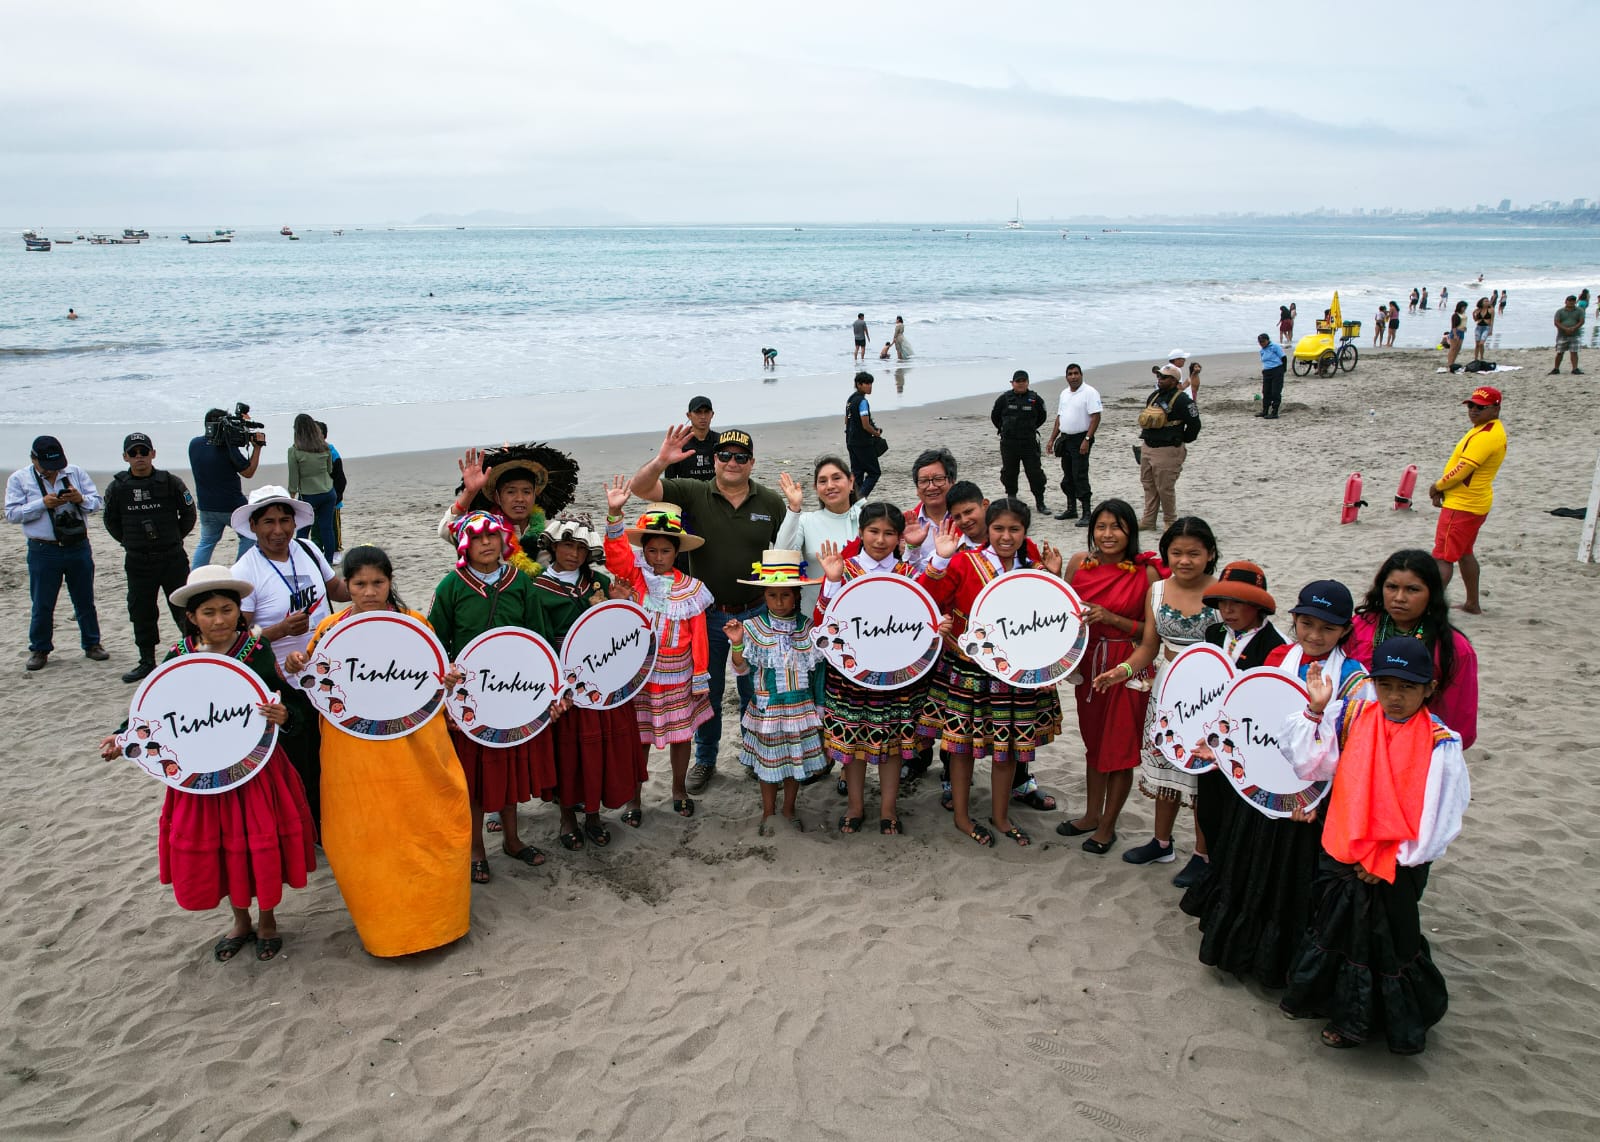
[1341,473,1368,524]
[1394,464,1418,510]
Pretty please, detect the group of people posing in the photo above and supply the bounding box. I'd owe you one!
[89,406,1480,1058]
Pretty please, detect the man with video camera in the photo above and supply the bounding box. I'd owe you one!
[188,404,264,569]
[5,435,108,671]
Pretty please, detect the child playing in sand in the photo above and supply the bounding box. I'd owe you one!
[1276,639,1469,1055]
[728,550,828,834]
[603,479,714,821]
[878,342,893,360]
[99,565,316,963]
[813,503,923,836]
[428,511,555,883]
[918,498,1065,848]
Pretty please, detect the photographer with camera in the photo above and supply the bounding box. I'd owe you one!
[5,435,108,671]
[188,404,264,569]
[104,432,197,682]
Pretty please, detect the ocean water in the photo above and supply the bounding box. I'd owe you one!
[3,222,1597,447]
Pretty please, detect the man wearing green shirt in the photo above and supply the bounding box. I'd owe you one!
[1551,295,1585,375]
[631,425,784,792]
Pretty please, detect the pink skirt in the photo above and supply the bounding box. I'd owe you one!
[158,748,316,912]
[634,681,712,748]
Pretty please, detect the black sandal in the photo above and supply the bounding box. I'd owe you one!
[1320,1025,1361,1049]
[582,816,611,847]
[962,823,995,848]
[671,797,695,818]
[255,936,284,962]
[992,819,1031,847]
[837,815,863,834]
[880,818,903,835]
[502,844,545,866]
[619,807,643,828]
[1081,833,1117,854]
[1055,818,1098,837]
[1011,789,1057,811]
[212,930,256,963]
[471,859,492,882]
[558,831,584,852]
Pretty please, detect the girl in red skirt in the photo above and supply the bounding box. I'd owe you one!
[98,565,316,963]
[428,511,557,883]
[529,511,649,851]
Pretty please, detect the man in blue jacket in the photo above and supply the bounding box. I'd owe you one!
[1256,333,1287,420]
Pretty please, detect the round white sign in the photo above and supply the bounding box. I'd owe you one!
[559,600,658,710]
[966,568,1087,689]
[447,627,561,747]
[115,651,278,795]
[816,573,942,691]
[1215,668,1330,819]
[291,611,448,740]
[1150,643,1237,773]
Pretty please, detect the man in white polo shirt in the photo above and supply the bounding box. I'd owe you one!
[1045,363,1102,526]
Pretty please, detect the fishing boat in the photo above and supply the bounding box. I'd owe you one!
[87,234,111,245]
[1003,199,1023,230]
[182,232,231,244]
[280,225,294,236]
[24,235,52,251]
[122,228,150,240]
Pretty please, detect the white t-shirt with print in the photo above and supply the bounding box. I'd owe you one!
[232,539,336,665]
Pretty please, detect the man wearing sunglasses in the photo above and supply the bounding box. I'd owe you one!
[104,432,197,681]
[632,425,785,793]
[1429,386,1506,616]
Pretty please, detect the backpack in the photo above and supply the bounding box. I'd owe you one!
[1463,359,1496,373]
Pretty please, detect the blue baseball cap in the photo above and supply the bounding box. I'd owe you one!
[1370,637,1434,684]
[1288,579,1354,626]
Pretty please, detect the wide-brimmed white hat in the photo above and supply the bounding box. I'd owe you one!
[1167,348,1190,361]
[169,564,256,608]
[230,484,314,537]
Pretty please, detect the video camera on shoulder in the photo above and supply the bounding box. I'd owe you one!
[205,403,265,449]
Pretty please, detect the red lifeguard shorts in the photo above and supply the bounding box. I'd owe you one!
[1433,507,1487,563]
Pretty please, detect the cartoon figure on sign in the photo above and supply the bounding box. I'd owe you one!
[458,704,478,726]
[132,720,156,741]
[993,655,1010,674]
[1230,759,1246,780]
[1217,718,1231,735]
[1221,738,1236,757]
[1172,744,1185,761]
[327,697,347,717]
[1207,732,1220,747]
[312,658,338,677]
[840,654,858,671]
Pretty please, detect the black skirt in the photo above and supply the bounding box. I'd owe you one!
[1181,769,1322,989]
[1280,856,1448,1054]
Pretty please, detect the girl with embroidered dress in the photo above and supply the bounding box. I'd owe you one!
[917,498,1065,848]
[527,511,648,852]
[285,546,473,956]
[1349,549,1478,750]
[602,478,715,821]
[1089,518,1220,877]
[99,565,317,964]
[428,511,556,884]
[1276,638,1469,1054]
[813,503,922,835]
[726,550,828,833]
[1056,499,1167,855]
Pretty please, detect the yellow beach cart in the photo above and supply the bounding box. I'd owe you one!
[1292,292,1361,376]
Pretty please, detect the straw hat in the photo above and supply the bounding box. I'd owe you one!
[1201,561,1275,614]
[230,485,313,537]
[169,564,256,608]
[737,548,823,586]
[625,503,704,552]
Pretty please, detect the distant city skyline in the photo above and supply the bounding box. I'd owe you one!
[4,0,1589,224]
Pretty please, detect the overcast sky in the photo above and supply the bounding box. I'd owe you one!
[4,0,1588,224]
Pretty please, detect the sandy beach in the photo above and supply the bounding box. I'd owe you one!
[3,345,1598,1139]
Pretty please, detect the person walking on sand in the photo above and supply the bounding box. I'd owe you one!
[1430,386,1506,616]
[991,370,1050,514]
[1551,294,1584,375]
[1046,363,1101,524]
[851,313,869,362]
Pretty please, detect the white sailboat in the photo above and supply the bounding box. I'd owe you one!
[1003,199,1023,230]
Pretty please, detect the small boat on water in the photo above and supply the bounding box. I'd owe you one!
[281,225,294,236]
[24,235,52,251]
[123,228,150,240]
[111,237,141,244]
[183,232,231,244]
[1003,199,1024,230]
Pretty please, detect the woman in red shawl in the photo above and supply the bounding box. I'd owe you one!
[1056,499,1166,853]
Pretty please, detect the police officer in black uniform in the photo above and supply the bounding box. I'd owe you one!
[103,432,197,682]
[990,369,1051,513]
